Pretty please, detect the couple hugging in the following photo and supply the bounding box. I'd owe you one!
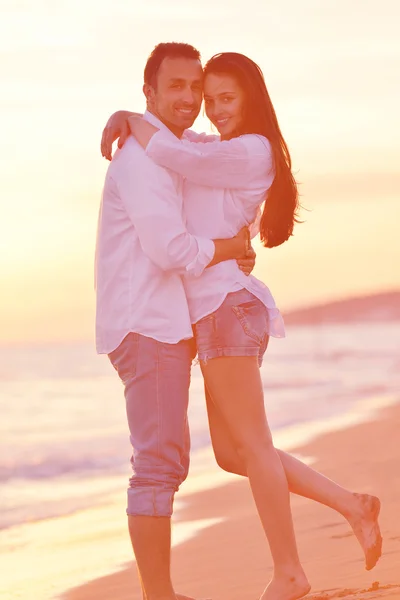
[95,42,382,600]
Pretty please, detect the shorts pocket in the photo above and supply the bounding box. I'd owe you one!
[194,312,216,353]
[108,333,139,384]
[232,299,268,345]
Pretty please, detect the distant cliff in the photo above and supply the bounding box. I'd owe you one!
[283,290,400,325]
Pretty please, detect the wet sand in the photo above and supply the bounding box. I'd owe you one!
[63,402,400,600]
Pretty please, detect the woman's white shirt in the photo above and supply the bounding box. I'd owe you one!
[146,130,285,338]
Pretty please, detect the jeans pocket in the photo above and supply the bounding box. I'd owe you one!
[232,299,268,345]
[108,333,139,384]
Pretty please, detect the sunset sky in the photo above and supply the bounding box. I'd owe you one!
[1,0,399,344]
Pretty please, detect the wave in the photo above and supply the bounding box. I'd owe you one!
[0,453,126,483]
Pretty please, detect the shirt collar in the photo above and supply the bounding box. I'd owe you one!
[144,110,179,140]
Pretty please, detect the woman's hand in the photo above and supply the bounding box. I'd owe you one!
[128,116,159,150]
[100,110,141,160]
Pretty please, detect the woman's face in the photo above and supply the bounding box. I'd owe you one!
[203,72,245,139]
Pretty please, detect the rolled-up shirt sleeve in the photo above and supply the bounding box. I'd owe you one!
[146,131,273,189]
[114,156,215,276]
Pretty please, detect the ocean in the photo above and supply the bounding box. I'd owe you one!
[1,320,399,599]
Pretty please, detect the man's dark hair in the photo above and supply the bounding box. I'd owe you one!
[144,42,201,88]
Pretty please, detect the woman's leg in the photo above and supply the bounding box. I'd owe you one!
[204,384,382,571]
[201,356,310,600]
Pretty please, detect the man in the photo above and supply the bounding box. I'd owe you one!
[96,42,254,600]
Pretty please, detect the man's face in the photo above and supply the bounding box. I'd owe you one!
[145,57,203,137]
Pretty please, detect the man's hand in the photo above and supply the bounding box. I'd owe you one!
[233,226,250,258]
[237,245,256,276]
[101,110,141,160]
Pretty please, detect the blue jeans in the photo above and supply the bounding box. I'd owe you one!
[108,333,192,517]
[194,289,269,367]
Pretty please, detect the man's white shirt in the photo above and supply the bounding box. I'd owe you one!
[95,111,215,354]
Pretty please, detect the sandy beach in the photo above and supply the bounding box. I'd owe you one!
[62,400,400,600]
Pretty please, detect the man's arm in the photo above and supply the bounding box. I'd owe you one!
[208,229,250,268]
[116,153,248,275]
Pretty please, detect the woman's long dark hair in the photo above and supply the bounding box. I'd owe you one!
[204,52,300,248]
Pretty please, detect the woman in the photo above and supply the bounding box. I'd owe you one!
[102,52,382,599]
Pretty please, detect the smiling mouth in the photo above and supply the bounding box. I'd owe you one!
[215,118,230,127]
[175,108,196,116]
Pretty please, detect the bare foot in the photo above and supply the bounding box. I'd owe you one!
[260,572,311,600]
[346,493,383,570]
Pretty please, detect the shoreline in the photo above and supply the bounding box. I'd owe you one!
[60,399,400,600]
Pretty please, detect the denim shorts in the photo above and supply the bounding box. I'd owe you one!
[194,289,269,366]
